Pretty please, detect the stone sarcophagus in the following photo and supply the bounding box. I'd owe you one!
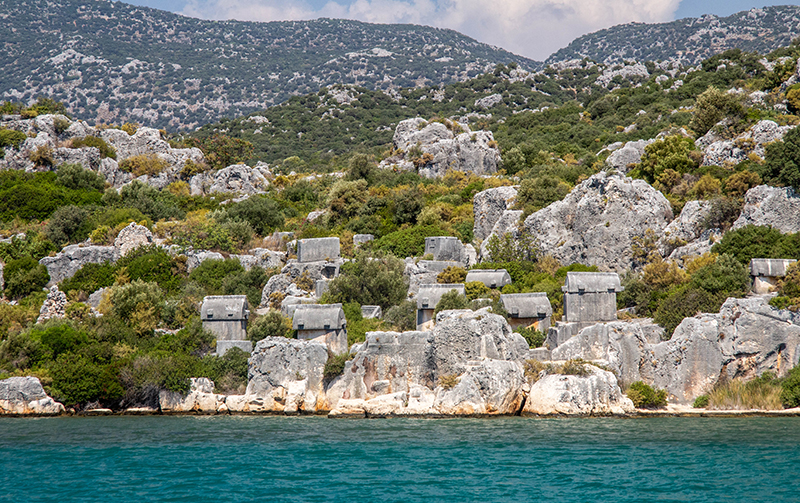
[561,272,622,328]
[201,295,252,356]
[500,292,552,332]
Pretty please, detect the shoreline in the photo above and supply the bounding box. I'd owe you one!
[5,406,800,419]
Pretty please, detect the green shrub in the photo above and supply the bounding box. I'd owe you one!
[189,258,245,294]
[781,366,800,408]
[201,347,249,394]
[485,232,538,263]
[44,204,91,245]
[760,126,800,190]
[712,225,800,265]
[220,266,272,309]
[437,266,467,284]
[383,300,417,331]
[117,246,185,293]
[119,154,169,177]
[0,170,102,221]
[114,181,185,221]
[186,134,254,170]
[224,196,284,236]
[693,394,710,408]
[179,159,211,178]
[108,279,164,326]
[517,327,546,348]
[3,256,50,300]
[689,253,750,295]
[653,286,724,338]
[689,86,745,137]
[464,281,490,300]
[56,163,106,191]
[59,262,116,296]
[324,252,407,310]
[626,381,667,408]
[36,322,89,359]
[0,331,49,370]
[434,290,470,315]
[48,353,124,406]
[71,136,116,159]
[0,128,27,149]
[323,352,353,381]
[372,224,450,258]
[248,310,293,343]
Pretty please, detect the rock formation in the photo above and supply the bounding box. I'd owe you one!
[40,244,116,285]
[0,376,65,415]
[550,296,800,404]
[472,185,519,242]
[379,118,501,178]
[700,120,794,167]
[523,365,635,416]
[605,139,654,173]
[189,162,272,196]
[733,185,800,233]
[523,172,674,271]
[114,223,154,258]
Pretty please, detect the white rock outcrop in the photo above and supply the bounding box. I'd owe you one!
[523,172,674,271]
[0,376,65,415]
[523,365,635,416]
[733,185,800,233]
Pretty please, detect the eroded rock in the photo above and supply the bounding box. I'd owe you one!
[733,185,800,233]
[0,376,65,415]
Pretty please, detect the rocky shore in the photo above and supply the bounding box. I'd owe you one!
[5,295,800,419]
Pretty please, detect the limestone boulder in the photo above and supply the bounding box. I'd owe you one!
[479,209,523,261]
[0,376,65,415]
[189,163,271,196]
[658,200,712,256]
[232,248,286,271]
[97,158,133,187]
[114,222,154,258]
[472,185,518,241]
[327,309,529,416]
[605,139,654,173]
[40,244,116,285]
[53,146,101,171]
[159,378,228,413]
[523,365,635,416]
[548,296,800,405]
[733,185,800,233]
[183,250,225,272]
[246,337,329,413]
[702,120,793,167]
[381,118,500,178]
[523,172,673,271]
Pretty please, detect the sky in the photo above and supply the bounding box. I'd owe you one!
[117,0,800,60]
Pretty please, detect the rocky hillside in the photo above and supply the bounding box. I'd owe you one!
[0,0,538,130]
[548,5,800,65]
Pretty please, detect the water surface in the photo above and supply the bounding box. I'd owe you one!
[1,416,797,502]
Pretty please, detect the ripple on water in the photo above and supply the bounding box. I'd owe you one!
[1,416,799,502]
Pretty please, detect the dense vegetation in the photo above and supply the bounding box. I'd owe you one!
[6,37,800,410]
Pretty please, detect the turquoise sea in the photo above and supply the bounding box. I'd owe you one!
[1,415,798,502]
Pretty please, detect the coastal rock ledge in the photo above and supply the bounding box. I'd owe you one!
[0,377,65,415]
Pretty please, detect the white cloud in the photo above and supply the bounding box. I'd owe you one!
[179,0,682,60]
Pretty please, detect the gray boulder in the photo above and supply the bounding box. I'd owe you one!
[183,250,225,272]
[327,309,529,416]
[658,200,712,256]
[114,222,154,258]
[475,93,504,109]
[523,365,635,415]
[159,378,227,413]
[246,337,330,413]
[189,163,271,196]
[0,376,65,415]
[549,296,800,404]
[54,146,101,171]
[472,185,519,241]
[479,209,523,261]
[382,118,501,178]
[702,120,793,167]
[523,172,673,271]
[97,158,133,187]
[733,185,800,233]
[40,244,116,285]
[605,139,654,173]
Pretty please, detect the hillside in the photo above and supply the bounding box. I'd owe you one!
[0,0,539,130]
[548,5,800,65]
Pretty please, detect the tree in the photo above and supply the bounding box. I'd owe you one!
[761,126,800,190]
[635,135,698,184]
[324,252,408,310]
[689,86,745,137]
[187,134,254,170]
[434,290,470,315]
[224,196,284,236]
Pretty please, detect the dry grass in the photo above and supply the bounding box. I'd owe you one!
[707,378,783,410]
[438,373,460,390]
